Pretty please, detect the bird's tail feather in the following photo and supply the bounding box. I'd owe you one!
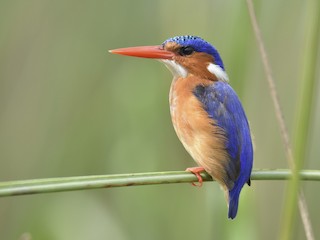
[228,186,241,219]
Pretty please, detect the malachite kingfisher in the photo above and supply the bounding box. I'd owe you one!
[110,35,253,219]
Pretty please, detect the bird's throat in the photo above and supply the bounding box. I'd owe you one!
[160,60,188,78]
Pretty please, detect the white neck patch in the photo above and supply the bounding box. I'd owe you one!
[160,60,188,78]
[207,63,229,82]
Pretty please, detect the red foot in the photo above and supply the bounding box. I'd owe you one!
[186,167,205,187]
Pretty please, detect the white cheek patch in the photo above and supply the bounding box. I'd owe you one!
[160,59,188,78]
[207,63,229,82]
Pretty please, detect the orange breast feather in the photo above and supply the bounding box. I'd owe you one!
[169,76,231,189]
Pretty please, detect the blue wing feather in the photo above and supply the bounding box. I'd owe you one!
[193,81,253,219]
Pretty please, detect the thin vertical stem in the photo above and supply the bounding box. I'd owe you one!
[245,1,316,239]
[281,0,320,238]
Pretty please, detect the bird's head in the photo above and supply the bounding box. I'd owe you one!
[110,35,228,82]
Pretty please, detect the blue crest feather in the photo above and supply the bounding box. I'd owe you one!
[163,35,225,70]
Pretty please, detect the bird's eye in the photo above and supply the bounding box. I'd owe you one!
[179,46,194,56]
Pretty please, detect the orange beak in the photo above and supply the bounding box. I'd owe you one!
[109,45,174,59]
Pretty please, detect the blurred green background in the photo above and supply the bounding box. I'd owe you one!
[0,0,319,239]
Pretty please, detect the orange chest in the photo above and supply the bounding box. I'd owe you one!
[169,77,214,148]
[168,77,229,184]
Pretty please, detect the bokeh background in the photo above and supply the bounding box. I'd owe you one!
[0,0,319,239]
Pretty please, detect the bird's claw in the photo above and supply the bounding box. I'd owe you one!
[186,167,205,187]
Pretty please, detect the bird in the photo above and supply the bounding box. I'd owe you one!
[109,35,253,219]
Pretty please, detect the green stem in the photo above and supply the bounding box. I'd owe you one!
[0,169,319,197]
[280,0,320,239]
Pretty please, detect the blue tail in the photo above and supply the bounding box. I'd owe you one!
[228,175,251,219]
[228,187,241,219]
[228,174,252,219]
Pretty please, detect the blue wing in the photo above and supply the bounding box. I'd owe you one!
[193,81,253,219]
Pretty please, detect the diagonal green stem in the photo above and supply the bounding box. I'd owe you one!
[281,0,320,239]
[246,1,318,239]
[0,169,319,197]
